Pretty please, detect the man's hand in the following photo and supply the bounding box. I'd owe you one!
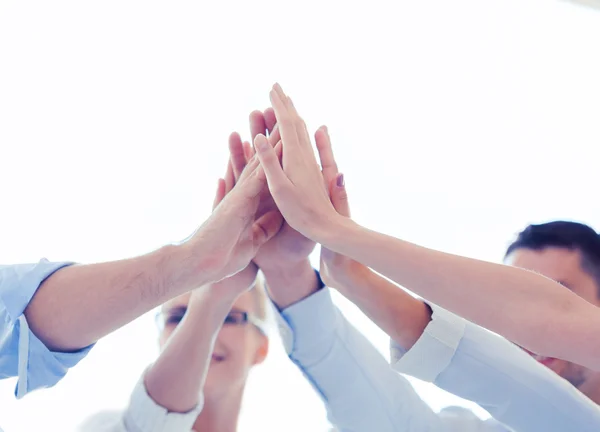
[185,146,283,284]
[254,84,342,242]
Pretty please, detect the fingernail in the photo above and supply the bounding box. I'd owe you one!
[336,173,345,188]
[255,136,268,151]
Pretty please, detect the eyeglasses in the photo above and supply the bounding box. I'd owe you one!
[155,307,266,334]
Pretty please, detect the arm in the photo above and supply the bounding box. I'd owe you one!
[144,276,250,413]
[330,262,600,431]
[1,152,281,396]
[254,83,600,371]
[265,262,445,432]
[321,220,600,370]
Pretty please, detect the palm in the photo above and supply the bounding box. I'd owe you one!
[254,220,316,268]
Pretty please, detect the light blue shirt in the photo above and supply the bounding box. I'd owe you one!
[391,305,600,431]
[82,286,600,431]
[0,259,93,398]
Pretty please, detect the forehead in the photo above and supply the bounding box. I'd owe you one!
[505,247,585,282]
[161,290,257,312]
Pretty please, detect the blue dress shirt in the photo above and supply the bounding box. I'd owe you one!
[0,259,93,398]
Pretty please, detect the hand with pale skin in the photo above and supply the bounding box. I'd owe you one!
[315,125,364,290]
[194,148,283,282]
[224,108,320,309]
[206,158,261,294]
[254,83,600,371]
[228,109,316,271]
[23,133,282,353]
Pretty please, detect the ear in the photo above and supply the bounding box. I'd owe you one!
[252,335,269,365]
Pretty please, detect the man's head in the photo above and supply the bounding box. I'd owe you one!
[504,220,600,386]
[156,279,270,401]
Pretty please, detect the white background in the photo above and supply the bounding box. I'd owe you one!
[1,0,600,430]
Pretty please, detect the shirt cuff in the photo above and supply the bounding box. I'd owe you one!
[123,375,203,432]
[15,315,93,398]
[273,287,338,364]
[390,304,466,382]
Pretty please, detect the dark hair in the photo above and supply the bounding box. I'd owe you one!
[505,221,600,296]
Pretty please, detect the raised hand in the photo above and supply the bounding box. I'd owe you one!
[315,127,366,289]
[228,109,316,273]
[186,148,283,283]
[254,84,341,241]
[204,160,260,296]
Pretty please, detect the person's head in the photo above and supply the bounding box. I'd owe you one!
[156,279,270,401]
[504,220,600,386]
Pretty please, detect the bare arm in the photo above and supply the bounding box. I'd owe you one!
[254,83,600,371]
[144,273,252,413]
[320,219,600,369]
[21,150,281,353]
[24,243,214,352]
[329,263,431,351]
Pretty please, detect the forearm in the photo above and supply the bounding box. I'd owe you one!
[336,265,431,350]
[261,259,320,309]
[144,290,235,413]
[277,288,443,431]
[24,243,216,352]
[320,218,599,366]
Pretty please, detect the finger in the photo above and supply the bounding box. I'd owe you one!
[268,123,281,147]
[270,86,299,159]
[212,178,227,210]
[224,160,235,193]
[264,107,280,146]
[252,210,284,247]
[229,132,246,181]
[315,126,338,183]
[243,141,254,160]
[264,107,277,133]
[254,133,291,193]
[249,110,267,141]
[329,173,351,218]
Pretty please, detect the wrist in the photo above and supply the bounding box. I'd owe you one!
[188,288,238,323]
[261,259,321,309]
[317,215,360,252]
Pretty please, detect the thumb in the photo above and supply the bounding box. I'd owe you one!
[329,173,351,217]
[252,210,283,247]
[254,133,290,193]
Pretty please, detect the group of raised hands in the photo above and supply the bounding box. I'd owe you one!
[195,83,600,373]
[191,83,357,299]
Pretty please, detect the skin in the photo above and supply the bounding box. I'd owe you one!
[254,82,600,371]
[142,109,322,432]
[507,247,600,402]
[22,148,282,353]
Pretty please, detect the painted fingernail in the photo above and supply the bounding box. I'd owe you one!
[337,173,345,187]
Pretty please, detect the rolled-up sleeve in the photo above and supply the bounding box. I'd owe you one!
[274,287,445,432]
[0,259,93,398]
[391,305,600,432]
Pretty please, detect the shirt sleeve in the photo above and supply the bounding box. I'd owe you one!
[0,259,94,398]
[391,305,600,432]
[274,283,448,432]
[79,375,203,432]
